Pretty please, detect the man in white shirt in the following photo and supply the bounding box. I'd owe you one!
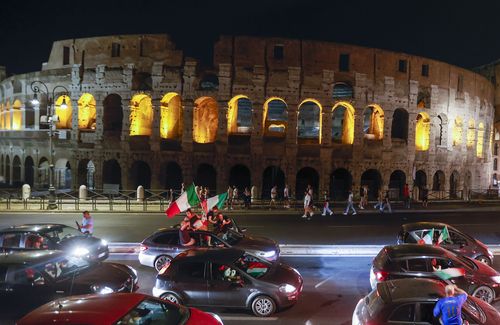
[343,190,357,215]
[80,210,94,235]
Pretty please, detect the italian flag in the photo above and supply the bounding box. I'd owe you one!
[438,226,450,245]
[204,192,228,213]
[434,267,466,280]
[418,228,434,245]
[165,184,200,218]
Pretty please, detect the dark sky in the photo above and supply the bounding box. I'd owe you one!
[1,0,499,75]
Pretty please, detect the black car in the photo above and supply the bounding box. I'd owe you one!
[0,250,137,319]
[353,278,500,325]
[370,244,500,304]
[0,223,109,262]
[397,222,494,265]
[152,248,303,317]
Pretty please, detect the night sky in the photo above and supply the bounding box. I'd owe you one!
[1,0,499,75]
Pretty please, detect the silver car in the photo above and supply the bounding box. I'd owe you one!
[139,228,280,271]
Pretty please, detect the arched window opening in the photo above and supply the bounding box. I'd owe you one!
[263,98,287,137]
[195,164,217,193]
[363,105,384,140]
[495,143,498,156]
[54,95,72,129]
[360,169,382,200]
[495,131,500,141]
[132,72,152,91]
[417,89,430,108]
[12,100,22,130]
[78,93,96,130]
[261,166,285,199]
[415,112,430,151]
[199,74,219,91]
[466,119,475,148]
[450,171,459,198]
[295,167,319,200]
[494,158,498,171]
[297,100,321,143]
[389,170,406,200]
[12,156,21,186]
[193,97,218,143]
[332,102,354,144]
[130,161,151,189]
[4,101,11,130]
[391,108,409,141]
[103,94,123,135]
[102,159,122,188]
[477,122,485,158]
[129,94,153,136]
[452,117,463,146]
[229,164,251,191]
[24,156,34,186]
[5,156,10,184]
[160,93,183,140]
[332,83,353,99]
[432,170,445,191]
[161,162,183,191]
[414,170,427,200]
[227,95,252,135]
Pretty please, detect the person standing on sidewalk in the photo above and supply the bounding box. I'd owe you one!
[232,186,239,208]
[283,184,290,208]
[380,191,392,213]
[359,185,368,210]
[403,183,410,208]
[302,190,314,220]
[322,191,333,216]
[270,185,278,209]
[374,189,383,210]
[343,190,357,215]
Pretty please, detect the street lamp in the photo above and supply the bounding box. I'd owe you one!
[30,81,69,210]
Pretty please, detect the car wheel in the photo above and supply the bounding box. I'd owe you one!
[251,295,276,317]
[472,286,495,304]
[161,292,182,305]
[475,255,492,266]
[154,255,172,272]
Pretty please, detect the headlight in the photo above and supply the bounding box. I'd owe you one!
[72,247,90,257]
[491,276,500,283]
[91,285,114,294]
[101,239,108,246]
[279,284,296,294]
[260,250,276,258]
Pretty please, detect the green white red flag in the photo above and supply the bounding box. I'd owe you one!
[438,226,450,245]
[165,184,200,218]
[204,192,228,213]
[418,229,434,245]
[434,267,466,280]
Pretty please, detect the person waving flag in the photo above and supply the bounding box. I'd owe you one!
[165,184,200,218]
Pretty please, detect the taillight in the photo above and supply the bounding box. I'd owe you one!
[375,270,388,281]
[158,262,171,275]
[139,244,148,252]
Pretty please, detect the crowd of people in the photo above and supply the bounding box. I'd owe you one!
[179,206,234,247]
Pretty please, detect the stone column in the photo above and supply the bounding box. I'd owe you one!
[120,97,131,151]
[182,100,194,153]
[321,107,332,146]
[70,95,80,145]
[94,157,103,189]
[149,97,161,151]
[94,93,105,142]
[286,102,298,146]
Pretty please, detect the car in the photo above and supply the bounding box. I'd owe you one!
[17,292,223,325]
[152,248,303,317]
[139,227,280,271]
[0,250,138,317]
[0,223,109,262]
[353,278,500,325]
[397,222,494,265]
[370,244,500,304]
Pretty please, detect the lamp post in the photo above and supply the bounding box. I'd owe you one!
[30,81,69,210]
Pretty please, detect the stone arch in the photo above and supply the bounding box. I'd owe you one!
[229,164,251,191]
[360,169,382,200]
[160,92,183,140]
[24,156,34,186]
[415,112,430,151]
[193,97,218,143]
[24,100,35,129]
[332,82,353,99]
[12,156,21,186]
[436,113,448,146]
[452,117,463,147]
[414,170,427,200]
[78,159,95,189]
[261,166,285,199]
[363,104,384,140]
[161,161,183,191]
[78,93,96,130]
[263,97,288,138]
[195,163,217,193]
[103,94,123,136]
[129,94,153,136]
[432,170,446,191]
[38,157,49,188]
[132,72,152,91]
[54,160,72,189]
[54,95,72,129]
[330,168,352,200]
[389,170,406,199]
[477,122,485,158]
[227,95,253,135]
[4,100,10,130]
[130,160,151,189]
[12,99,22,130]
[450,170,460,198]
[102,159,121,188]
[295,167,319,200]
[297,99,322,144]
[331,101,355,144]
[391,108,409,141]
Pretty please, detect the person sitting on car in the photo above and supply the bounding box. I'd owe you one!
[179,220,195,246]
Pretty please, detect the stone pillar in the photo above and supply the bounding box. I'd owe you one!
[149,97,161,151]
[217,100,228,144]
[182,100,194,153]
[70,95,80,145]
[8,154,13,185]
[286,102,298,146]
[120,97,131,151]
[321,107,332,146]
[120,158,129,190]
[34,107,40,130]
[94,94,105,142]
[94,158,103,189]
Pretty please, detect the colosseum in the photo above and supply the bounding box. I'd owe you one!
[0,34,495,201]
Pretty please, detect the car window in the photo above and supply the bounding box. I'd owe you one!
[176,262,205,280]
[234,253,270,278]
[402,231,417,244]
[418,302,437,324]
[153,233,178,245]
[222,230,243,245]
[43,226,82,242]
[41,256,90,280]
[115,298,187,325]
[23,234,48,249]
[388,303,415,322]
[397,260,408,271]
[449,231,466,245]
[407,258,430,272]
[12,266,45,285]
[0,233,22,248]
[211,263,246,284]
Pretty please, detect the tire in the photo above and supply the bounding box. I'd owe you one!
[475,255,492,266]
[472,285,495,304]
[154,255,172,272]
[251,295,276,317]
[160,292,182,305]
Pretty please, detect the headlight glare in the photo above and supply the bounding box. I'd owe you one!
[72,247,89,257]
[279,284,296,294]
[101,239,108,246]
[491,276,500,283]
[261,250,276,258]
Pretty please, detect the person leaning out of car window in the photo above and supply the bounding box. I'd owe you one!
[433,284,468,325]
[179,218,195,246]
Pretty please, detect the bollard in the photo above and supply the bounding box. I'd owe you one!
[251,185,257,203]
[137,185,144,202]
[79,185,88,201]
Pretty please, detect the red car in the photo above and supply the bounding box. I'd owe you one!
[17,292,223,325]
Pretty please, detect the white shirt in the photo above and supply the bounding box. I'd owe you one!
[304,193,311,207]
[348,193,353,203]
[82,216,93,234]
[284,187,289,197]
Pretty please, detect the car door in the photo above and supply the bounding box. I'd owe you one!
[173,261,208,306]
[152,232,180,256]
[387,303,417,324]
[442,230,469,255]
[207,262,252,307]
[393,258,432,280]
[416,302,440,325]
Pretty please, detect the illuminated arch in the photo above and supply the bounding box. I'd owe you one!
[415,112,430,151]
[4,101,10,130]
[363,104,384,140]
[77,93,96,130]
[12,100,22,130]
[160,92,183,140]
[466,119,475,148]
[54,95,72,129]
[227,95,252,134]
[193,96,218,143]
[129,94,153,136]
[297,99,322,143]
[452,117,463,146]
[331,101,355,144]
[0,103,3,130]
[477,122,485,158]
[263,97,287,137]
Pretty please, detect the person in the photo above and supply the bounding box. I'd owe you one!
[302,190,313,219]
[180,183,185,194]
[359,185,367,210]
[283,184,290,208]
[270,185,277,209]
[343,189,357,215]
[179,219,195,246]
[214,212,232,236]
[433,284,467,325]
[374,189,383,210]
[243,187,251,209]
[431,258,442,271]
[380,191,392,213]
[80,211,94,235]
[322,191,333,216]
[226,186,233,210]
[422,186,429,207]
[207,205,219,227]
[403,183,410,208]
[186,209,202,230]
[232,186,239,207]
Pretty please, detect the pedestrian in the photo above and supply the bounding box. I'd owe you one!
[243,187,251,208]
[422,186,429,207]
[403,183,410,208]
[226,186,233,210]
[232,186,239,207]
[433,284,467,325]
[374,189,383,210]
[380,191,392,213]
[302,190,314,219]
[283,184,290,208]
[359,185,368,209]
[168,188,173,203]
[270,185,277,209]
[322,191,333,216]
[343,189,357,215]
[80,210,94,235]
[180,182,185,194]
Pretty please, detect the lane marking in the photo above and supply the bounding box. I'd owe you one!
[221,316,278,321]
[315,275,334,288]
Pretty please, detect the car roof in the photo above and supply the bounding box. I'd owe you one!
[401,222,452,232]
[378,278,445,303]
[0,223,67,233]
[384,244,451,258]
[173,247,245,264]
[18,293,148,324]
[0,250,65,265]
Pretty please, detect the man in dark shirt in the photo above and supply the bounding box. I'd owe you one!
[186,209,201,230]
[433,284,468,325]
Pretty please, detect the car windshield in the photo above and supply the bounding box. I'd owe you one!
[234,253,270,278]
[42,226,83,242]
[222,229,243,245]
[455,254,476,270]
[116,298,189,325]
[40,255,90,280]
